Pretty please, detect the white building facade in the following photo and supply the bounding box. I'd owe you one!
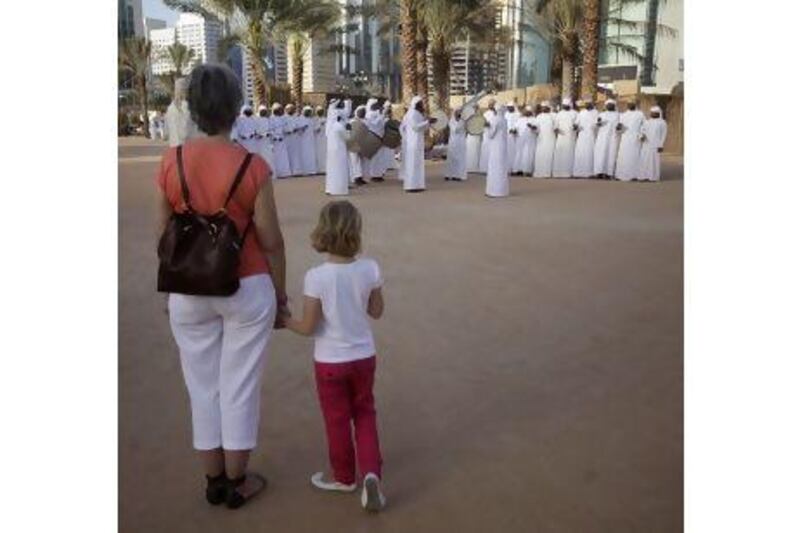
[600,0,683,94]
[149,13,222,77]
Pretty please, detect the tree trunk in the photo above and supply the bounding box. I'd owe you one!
[431,46,450,113]
[248,51,268,108]
[415,25,429,110]
[581,0,601,100]
[291,39,303,105]
[641,0,659,86]
[561,57,574,101]
[400,0,417,105]
[139,74,150,138]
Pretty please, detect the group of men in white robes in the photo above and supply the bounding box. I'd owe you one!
[448,97,668,184]
[231,101,328,179]
[322,97,404,196]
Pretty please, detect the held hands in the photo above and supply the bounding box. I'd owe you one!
[275,294,290,329]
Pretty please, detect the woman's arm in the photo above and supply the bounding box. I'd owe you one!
[285,296,323,336]
[367,287,384,319]
[254,179,287,306]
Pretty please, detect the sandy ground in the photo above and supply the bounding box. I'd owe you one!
[119,137,683,533]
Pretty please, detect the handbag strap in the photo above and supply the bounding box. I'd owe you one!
[223,152,254,209]
[175,145,194,212]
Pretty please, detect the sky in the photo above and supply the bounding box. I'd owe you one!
[143,0,179,26]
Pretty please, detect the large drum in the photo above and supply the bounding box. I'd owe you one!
[429,109,449,132]
[466,114,487,136]
[346,120,382,158]
[382,119,402,148]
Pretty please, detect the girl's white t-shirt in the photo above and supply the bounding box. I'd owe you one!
[303,257,383,363]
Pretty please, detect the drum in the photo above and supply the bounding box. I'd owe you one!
[466,114,487,135]
[346,120,383,158]
[382,119,402,148]
[429,109,449,132]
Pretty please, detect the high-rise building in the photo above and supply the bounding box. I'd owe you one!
[287,35,338,94]
[150,27,177,75]
[149,14,222,77]
[176,13,222,67]
[118,0,143,40]
[336,0,401,100]
[433,0,552,98]
[144,17,166,36]
[600,0,683,93]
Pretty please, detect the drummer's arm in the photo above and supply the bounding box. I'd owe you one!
[412,118,429,132]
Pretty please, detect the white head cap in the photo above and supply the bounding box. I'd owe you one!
[562,98,572,107]
[541,101,552,109]
[650,106,661,114]
[258,104,268,112]
[271,102,282,110]
[303,105,312,112]
[606,99,616,107]
[525,105,533,112]
[383,100,392,109]
[240,104,252,114]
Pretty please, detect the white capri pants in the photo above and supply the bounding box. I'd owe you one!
[169,274,276,451]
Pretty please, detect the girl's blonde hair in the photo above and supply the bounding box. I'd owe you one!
[310,200,362,257]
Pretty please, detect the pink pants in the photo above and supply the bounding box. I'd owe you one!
[314,356,382,485]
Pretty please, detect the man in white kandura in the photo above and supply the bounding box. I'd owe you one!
[284,103,301,176]
[513,105,537,176]
[400,95,431,192]
[533,102,557,178]
[349,105,367,186]
[325,99,350,195]
[479,99,497,173]
[572,100,598,178]
[552,98,579,178]
[364,98,387,181]
[378,101,397,175]
[164,78,197,147]
[464,103,482,173]
[297,106,317,176]
[254,105,274,169]
[637,106,668,182]
[269,103,292,178]
[485,104,510,198]
[593,100,621,178]
[445,107,467,181]
[505,102,521,165]
[314,106,327,174]
[615,100,645,181]
[232,104,258,153]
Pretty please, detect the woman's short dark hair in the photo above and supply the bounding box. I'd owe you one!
[187,63,242,135]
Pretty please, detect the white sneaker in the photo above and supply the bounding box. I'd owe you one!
[361,473,386,512]
[310,472,356,493]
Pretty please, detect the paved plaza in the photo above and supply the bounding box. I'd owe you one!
[120,137,683,532]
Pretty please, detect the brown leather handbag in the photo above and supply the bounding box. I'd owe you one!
[157,146,253,296]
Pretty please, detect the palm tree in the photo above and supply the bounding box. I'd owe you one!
[119,37,152,137]
[276,2,340,104]
[165,0,336,107]
[399,0,418,104]
[598,0,676,86]
[421,0,501,112]
[531,0,583,100]
[580,0,600,99]
[157,41,196,96]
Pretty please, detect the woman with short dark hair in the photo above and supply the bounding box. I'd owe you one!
[156,63,288,509]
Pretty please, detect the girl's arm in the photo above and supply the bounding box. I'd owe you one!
[367,287,384,319]
[285,296,323,336]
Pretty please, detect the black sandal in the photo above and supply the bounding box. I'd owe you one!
[226,473,267,510]
[205,473,227,505]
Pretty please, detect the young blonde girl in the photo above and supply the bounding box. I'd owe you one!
[283,200,386,512]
